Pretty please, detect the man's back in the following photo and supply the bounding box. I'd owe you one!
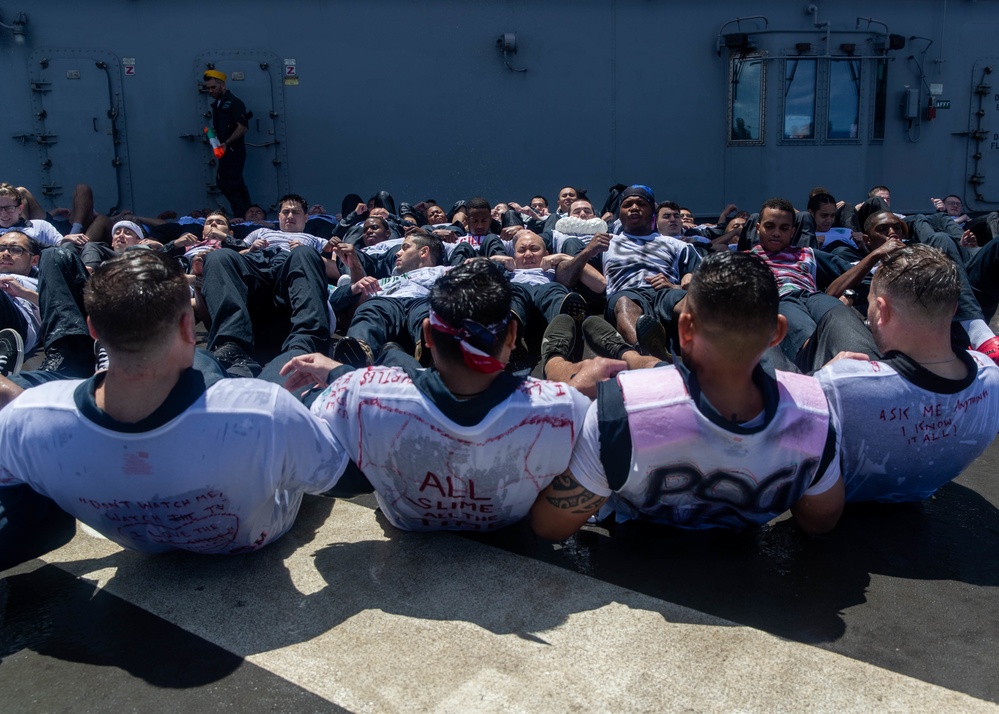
[312,364,590,532]
[0,368,346,553]
[816,350,999,503]
[570,364,839,530]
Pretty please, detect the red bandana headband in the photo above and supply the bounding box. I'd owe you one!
[428,309,508,374]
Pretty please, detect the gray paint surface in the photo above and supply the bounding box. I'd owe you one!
[3,1,999,217]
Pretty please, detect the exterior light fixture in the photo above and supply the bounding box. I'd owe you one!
[0,11,27,44]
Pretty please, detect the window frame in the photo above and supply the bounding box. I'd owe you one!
[778,55,865,146]
[727,51,767,146]
[869,57,888,143]
[826,58,863,143]
[780,56,819,144]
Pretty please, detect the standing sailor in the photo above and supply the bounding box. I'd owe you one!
[203,69,251,217]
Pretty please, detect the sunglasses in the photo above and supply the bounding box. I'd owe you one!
[872,221,904,236]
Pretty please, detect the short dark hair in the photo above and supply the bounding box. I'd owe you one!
[863,211,908,238]
[656,201,681,214]
[760,197,795,216]
[807,192,837,212]
[2,231,40,255]
[277,194,308,213]
[205,209,230,227]
[466,196,491,212]
[84,250,190,353]
[873,244,959,319]
[429,258,511,362]
[408,232,443,266]
[531,195,548,207]
[687,251,779,338]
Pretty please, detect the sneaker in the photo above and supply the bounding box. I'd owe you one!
[636,314,670,361]
[94,340,110,373]
[581,315,631,360]
[0,328,23,377]
[557,291,587,323]
[38,337,94,377]
[541,314,581,368]
[974,335,999,367]
[332,337,374,369]
[211,341,262,378]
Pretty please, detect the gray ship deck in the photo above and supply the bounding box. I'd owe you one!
[2,440,998,712]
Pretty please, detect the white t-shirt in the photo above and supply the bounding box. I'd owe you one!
[1,220,64,247]
[244,227,326,253]
[0,373,348,554]
[816,350,999,503]
[377,265,449,299]
[509,268,556,286]
[362,237,404,256]
[311,366,591,532]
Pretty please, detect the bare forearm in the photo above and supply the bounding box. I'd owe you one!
[555,252,589,287]
[579,263,606,293]
[530,471,607,541]
[826,252,880,297]
[227,123,248,145]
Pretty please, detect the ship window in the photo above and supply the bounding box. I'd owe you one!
[729,53,765,144]
[828,60,861,139]
[728,46,884,145]
[783,58,816,140]
[871,58,888,140]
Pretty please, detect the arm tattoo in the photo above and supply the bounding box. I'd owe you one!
[545,473,603,513]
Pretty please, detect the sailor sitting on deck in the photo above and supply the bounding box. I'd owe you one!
[279,258,619,533]
[809,244,999,504]
[529,250,845,540]
[0,249,347,564]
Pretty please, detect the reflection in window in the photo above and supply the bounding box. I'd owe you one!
[730,55,763,142]
[784,58,816,139]
[829,60,861,139]
[872,58,887,140]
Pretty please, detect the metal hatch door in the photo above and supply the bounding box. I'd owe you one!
[24,49,132,213]
[190,51,289,212]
